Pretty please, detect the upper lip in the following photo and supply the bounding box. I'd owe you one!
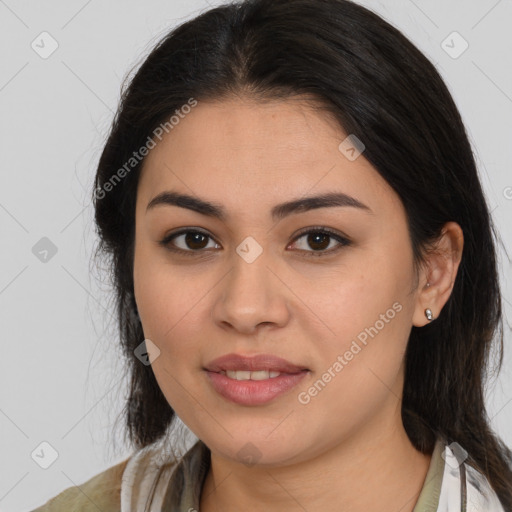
[204,353,309,374]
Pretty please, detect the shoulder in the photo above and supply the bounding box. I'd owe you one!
[30,437,189,512]
[30,457,131,512]
[464,462,507,512]
[120,437,208,509]
[120,439,183,509]
[439,440,507,512]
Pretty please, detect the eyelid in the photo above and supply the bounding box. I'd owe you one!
[288,226,351,256]
[159,226,351,256]
[290,225,350,244]
[160,227,220,252]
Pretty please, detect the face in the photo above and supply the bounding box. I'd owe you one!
[133,96,422,466]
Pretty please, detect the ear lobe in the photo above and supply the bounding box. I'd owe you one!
[412,221,464,327]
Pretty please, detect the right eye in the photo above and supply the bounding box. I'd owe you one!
[159,229,220,254]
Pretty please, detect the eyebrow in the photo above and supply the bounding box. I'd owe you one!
[146,190,372,221]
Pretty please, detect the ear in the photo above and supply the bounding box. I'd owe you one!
[412,221,464,327]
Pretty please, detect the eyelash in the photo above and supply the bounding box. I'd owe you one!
[159,226,351,258]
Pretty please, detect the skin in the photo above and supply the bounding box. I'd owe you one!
[132,95,464,512]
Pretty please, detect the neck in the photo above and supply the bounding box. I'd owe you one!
[199,410,432,512]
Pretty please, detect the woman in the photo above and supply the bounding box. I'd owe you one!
[32,0,511,510]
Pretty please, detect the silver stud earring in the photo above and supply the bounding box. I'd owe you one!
[424,308,434,321]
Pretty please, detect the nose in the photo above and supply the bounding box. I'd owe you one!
[210,248,291,335]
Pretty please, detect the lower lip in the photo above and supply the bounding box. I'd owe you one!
[205,370,309,405]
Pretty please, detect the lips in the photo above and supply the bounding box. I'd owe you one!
[204,353,308,374]
[205,370,308,405]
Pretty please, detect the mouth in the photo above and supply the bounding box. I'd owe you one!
[204,352,309,375]
[217,369,294,380]
[204,369,309,405]
[203,353,310,405]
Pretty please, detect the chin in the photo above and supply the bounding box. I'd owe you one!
[206,434,306,468]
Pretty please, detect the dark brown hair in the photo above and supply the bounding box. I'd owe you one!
[92,0,512,507]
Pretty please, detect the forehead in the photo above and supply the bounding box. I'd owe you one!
[137,96,399,217]
[143,96,341,168]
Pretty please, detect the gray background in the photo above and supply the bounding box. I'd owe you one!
[1,0,511,510]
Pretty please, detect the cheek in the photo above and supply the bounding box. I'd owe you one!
[294,289,412,444]
[295,240,415,404]
[304,274,411,399]
[133,259,209,416]
[304,243,413,349]
[135,266,206,347]
[133,245,219,392]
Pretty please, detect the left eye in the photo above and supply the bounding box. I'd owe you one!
[288,228,351,257]
[160,227,351,257]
